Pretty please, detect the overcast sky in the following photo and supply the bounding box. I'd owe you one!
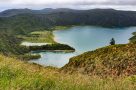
[0,0,136,11]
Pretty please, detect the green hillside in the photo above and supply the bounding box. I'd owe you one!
[62,43,136,77]
[0,32,29,55]
[61,32,136,77]
[0,54,136,90]
[18,31,56,43]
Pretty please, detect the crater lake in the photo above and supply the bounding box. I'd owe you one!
[30,26,136,67]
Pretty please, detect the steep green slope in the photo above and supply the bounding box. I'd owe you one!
[0,54,136,90]
[62,43,136,77]
[0,32,29,55]
[0,14,54,35]
[0,32,41,60]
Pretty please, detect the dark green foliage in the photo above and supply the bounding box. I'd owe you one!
[110,38,115,45]
[0,14,54,35]
[0,32,29,55]
[29,44,75,51]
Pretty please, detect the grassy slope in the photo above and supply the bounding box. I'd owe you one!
[62,43,136,77]
[0,54,136,90]
[18,31,56,43]
[18,26,71,43]
[0,26,72,60]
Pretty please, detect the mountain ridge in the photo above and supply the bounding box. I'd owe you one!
[1,8,136,34]
[0,8,131,17]
[0,8,81,17]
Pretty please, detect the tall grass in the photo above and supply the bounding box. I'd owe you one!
[0,55,136,90]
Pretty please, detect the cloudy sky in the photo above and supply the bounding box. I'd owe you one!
[0,0,136,11]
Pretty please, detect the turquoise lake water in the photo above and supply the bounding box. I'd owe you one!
[30,26,136,67]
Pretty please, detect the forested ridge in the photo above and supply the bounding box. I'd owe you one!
[1,9,136,35]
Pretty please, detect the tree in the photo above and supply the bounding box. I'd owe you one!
[110,38,115,45]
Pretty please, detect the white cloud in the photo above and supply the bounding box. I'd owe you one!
[1,0,136,5]
[0,0,136,11]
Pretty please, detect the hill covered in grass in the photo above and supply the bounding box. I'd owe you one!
[18,31,56,43]
[0,54,136,90]
[62,43,136,77]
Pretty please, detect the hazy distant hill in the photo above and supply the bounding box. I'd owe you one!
[0,8,78,17]
[0,9,34,17]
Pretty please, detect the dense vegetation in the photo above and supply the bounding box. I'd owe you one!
[29,44,75,52]
[62,43,136,77]
[1,9,136,35]
[0,32,42,60]
[0,54,136,90]
[0,32,29,55]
